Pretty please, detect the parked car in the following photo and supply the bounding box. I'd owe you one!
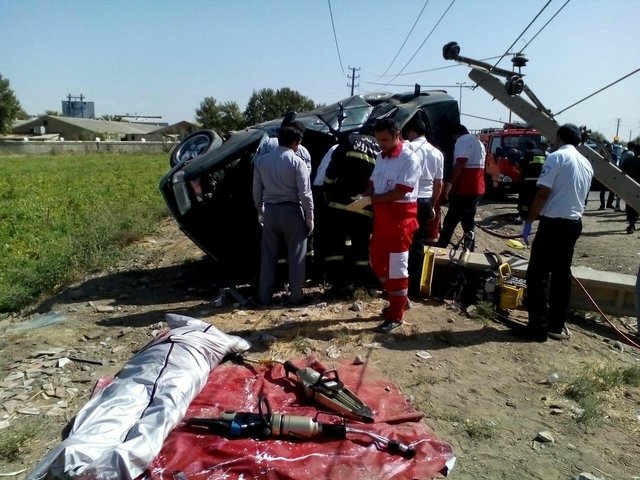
[159,89,460,282]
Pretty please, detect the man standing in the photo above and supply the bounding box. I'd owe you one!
[437,124,485,249]
[405,118,444,296]
[520,124,593,341]
[253,125,314,306]
[348,118,420,333]
[622,143,640,233]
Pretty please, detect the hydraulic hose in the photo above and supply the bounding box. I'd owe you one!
[571,274,640,350]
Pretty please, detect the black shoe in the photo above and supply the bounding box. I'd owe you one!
[598,205,605,210]
[507,325,547,342]
[626,225,636,234]
[373,320,403,333]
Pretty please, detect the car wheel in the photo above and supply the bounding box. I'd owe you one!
[169,130,223,168]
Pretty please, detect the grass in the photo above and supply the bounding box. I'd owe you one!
[475,300,496,325]
[0,418,47,462]
[461,418,497,439]
[0,153,169,312]
[564,364,640,425]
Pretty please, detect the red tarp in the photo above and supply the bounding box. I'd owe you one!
[145,357,455,479]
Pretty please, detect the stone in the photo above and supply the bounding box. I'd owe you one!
[349,301,364,312]
[535,431,555,443]
[95,305,116,313]
[326,346,341,359]
[574,474,604,480]
[57,357,72,368]
[2,400,19,415]
[352,355,365,365]
[17,406,40,415]
[0,420,10,429]
[506,398,517,408]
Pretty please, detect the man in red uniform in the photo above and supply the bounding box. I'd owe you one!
[348,118,420,332]
[437,124,485,249]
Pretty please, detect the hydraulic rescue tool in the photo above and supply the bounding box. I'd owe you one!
[233,355,375,423]
[282,360,375,423]
[186,397,415,458]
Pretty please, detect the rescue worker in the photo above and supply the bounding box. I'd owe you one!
[622,143,640,233]
[253,125,314,306]
[404,118,444,297]
[347,118,420,333]
[322,133,379,298]
[519,124,593,341]
[517,140,547,218]
[437,124,485,249]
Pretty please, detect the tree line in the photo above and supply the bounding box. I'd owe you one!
[0,72,317,137]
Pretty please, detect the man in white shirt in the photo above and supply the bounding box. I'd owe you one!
[404,118,443,296]
[519,124,593,341]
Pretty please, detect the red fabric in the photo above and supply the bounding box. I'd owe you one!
[450,160,485,196]
[145,358,454,479]
[370,202,418,321]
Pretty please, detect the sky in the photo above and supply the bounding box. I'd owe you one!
[1,0,639,142]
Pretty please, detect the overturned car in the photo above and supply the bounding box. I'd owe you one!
[159,88,460,283]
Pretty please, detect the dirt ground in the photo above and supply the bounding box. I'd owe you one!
[1,191,639,480]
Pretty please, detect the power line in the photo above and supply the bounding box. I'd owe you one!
[377,0,456,90]
[366,54,505,78]
[327,0,345,76]
[361,80,474,88]
[521,0,571,52]
[461,112,505,124]
[554,67,640,116]
[491,0,552,70]
[376,0,431,79]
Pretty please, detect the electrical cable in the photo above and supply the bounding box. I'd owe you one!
[461,112,506,124]
[365,54,505,78]
[360,81,473,88]
[375,0,431,80]
[375,0,456,90]
[554,67,640,116]
[491,0,552,71]
[521,0,571,52]
[327,0,346,76]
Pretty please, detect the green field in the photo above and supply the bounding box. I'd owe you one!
[0,153,170,313]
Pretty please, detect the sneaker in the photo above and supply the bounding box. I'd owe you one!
[373,320,403,333]
[548,331,571,341]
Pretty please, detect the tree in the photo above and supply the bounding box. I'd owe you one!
[0,74,26,134]
[244,87,315,125]
[45,110,62,116]
[195,97,247,137]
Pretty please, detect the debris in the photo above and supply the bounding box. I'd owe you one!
[326,345,341,359]
[235,310,247,316]
[547,372,560,385]
[0,420,10,430]
[68,356,105,366]
[0,468,27,477]
[416,350,433,360]
[117,327,134,337]
[352,355,365,365]
[549,408,563,415]
[6,312,66,333]
[506,398,517,408]
[363,342,381,349]
[535,431,555,443]
[466,305,477,318]
[95,305,116,313]
[225,285,249,307]
[17,406,40,415]
[316,302,328,308]
[2,400,19,415]
[574,474,605,480]
[57,357,72,368]
[349,301,364,312]
[83,331,103,340]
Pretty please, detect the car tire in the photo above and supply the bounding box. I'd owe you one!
[169,130,223,168]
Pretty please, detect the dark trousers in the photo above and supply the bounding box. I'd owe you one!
[600,188,614,207]
[409,198,434,296]
[437,194,480,248]
[323,207,373,290]
[526,216,582,333]
[626,205,638,228]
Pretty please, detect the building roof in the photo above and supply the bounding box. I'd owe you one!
[49,116,161,134]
